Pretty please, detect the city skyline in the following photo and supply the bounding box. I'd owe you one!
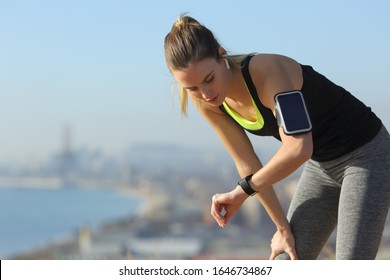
[1,0,389,163]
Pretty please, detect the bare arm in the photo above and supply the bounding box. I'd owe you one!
[201,54,312,259]
[191,96,291,232]
[247,54,313,195]
[194,98,298,259]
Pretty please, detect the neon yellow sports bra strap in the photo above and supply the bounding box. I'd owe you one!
[222,96,264,131]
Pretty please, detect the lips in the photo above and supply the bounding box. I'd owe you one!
[206,95,218,103]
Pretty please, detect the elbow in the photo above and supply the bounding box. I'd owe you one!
[296,134,313,162]
[300,141,313,162]
[286,133,313,164]
[279,128,313,163]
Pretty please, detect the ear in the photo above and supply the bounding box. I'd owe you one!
[218,47,228,57]
[218,47,230,69]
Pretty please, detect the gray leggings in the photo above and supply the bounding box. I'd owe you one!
[276,125,390,260]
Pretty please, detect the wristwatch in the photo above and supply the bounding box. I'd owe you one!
[238,174,257,196]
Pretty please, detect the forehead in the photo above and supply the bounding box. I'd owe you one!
[171,57,216,87]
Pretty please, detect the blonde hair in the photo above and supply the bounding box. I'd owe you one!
[164,14,247,116]
[164,15,220,116]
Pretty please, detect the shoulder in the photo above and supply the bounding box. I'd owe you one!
[248,54,303,109]
[249,53,300,78]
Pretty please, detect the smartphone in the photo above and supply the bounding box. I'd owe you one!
[274,91,312,135]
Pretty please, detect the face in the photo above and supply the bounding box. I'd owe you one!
[171,57,229,107]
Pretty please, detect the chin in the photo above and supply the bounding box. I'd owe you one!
[208,95,223,106]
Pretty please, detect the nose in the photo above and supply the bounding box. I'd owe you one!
[200,86,213,101]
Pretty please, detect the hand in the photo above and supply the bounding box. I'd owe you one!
[211,186,248,228]
[269,226,298,260]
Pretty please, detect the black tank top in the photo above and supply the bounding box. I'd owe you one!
[220,55,382,162]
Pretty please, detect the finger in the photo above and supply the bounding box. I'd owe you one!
[223,208,233,225]
[211,195,225,227]
[287,249,299,260]
[210,202,222,221]
[269,251,277,260]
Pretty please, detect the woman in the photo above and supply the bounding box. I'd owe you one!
[164,15,390,260]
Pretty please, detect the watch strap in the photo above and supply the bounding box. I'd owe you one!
[238,174,257,196]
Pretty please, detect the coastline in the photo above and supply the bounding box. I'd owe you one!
[0,176,156,215]
[0,176,62,189]
[3,177,390,260]
[0,174,160,220]
[0,182,148,259]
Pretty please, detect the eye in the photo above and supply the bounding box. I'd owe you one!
[205,75,214,83]
[186,87,198,93]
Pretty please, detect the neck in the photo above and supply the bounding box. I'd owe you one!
[225,68,248,105]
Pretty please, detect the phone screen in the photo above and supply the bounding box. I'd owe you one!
[276,92,311,133]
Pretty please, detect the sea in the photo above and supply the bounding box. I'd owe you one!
[0,185,142,258]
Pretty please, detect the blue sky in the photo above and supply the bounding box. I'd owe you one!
[1,0,389,163]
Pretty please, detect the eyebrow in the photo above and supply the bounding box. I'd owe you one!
[184,71,214,90]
